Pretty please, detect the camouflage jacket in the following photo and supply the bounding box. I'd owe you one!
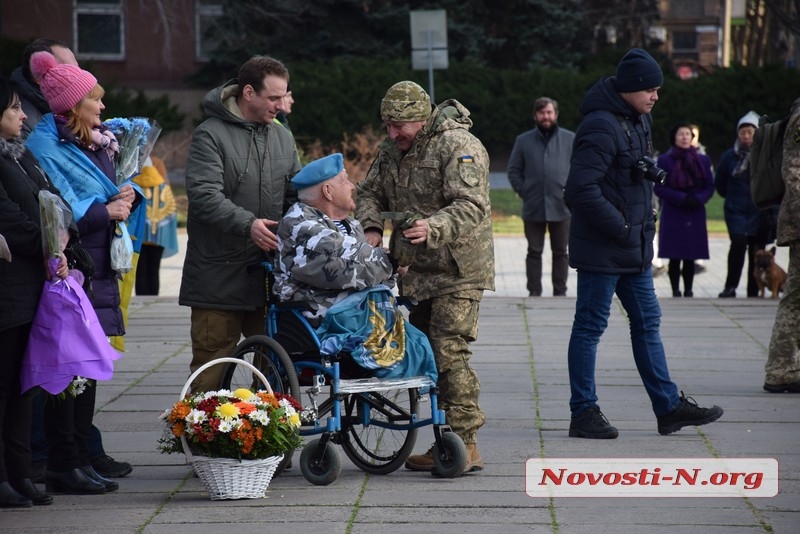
[356,99,495,301]
[778,98,800,246]
[273,202,395,323]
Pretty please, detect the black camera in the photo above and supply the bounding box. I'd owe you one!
[634,156,668,185]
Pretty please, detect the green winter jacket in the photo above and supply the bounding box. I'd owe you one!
[179,80,300,310]
[356,99,495,301]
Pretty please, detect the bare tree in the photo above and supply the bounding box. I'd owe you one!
[731,0,797,65]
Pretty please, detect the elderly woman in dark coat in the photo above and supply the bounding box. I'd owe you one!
[714,112,779,298]
[655,123,715,297]
[25,52,139,495]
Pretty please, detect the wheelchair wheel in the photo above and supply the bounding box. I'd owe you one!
[300,438,341,486]
[339,388,419,475]
[220,335,301,476]
[432,432,467,479]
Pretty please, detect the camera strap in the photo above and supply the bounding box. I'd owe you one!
[615,115,653,157]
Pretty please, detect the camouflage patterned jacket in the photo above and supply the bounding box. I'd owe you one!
[273,202,395,323]
[778,98,800,246]
[356,99,495,301]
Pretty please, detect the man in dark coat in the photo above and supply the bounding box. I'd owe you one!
[507,96,574,297]
[563,48,723,439]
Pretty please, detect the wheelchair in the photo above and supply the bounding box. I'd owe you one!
[219,262,467,485]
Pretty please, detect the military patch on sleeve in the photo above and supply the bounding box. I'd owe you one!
[458,155,474,163]
[793,126,800,144]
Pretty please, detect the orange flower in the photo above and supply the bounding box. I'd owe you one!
[168,402,190,423]
[256,392,279,408]
[234,401,256,415]
[171,421,185,437]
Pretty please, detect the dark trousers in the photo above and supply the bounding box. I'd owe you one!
[0,324,34,482]
[31,394,104,463]
[135,244,165,296]
[524,219,570,296]
[43,380,97,471]
[725,233,769,297]
[667,259,695,295]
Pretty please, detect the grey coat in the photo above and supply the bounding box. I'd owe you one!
[507,125,574,222]
[179,80,301,310]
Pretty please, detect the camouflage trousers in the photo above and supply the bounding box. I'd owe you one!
[408,290,486,444]
[765,242,800,385]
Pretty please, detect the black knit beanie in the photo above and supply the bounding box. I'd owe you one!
[615,48,663,92]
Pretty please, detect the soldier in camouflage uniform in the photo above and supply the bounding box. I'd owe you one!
[764,98,800,393]
[274,153,396,326]
[356,81,494,475]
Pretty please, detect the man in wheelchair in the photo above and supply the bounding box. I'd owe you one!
[273,153,437,383]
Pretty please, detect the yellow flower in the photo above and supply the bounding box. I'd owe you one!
[217,402,240,419]
[288,413,301,427]
[233,388,254,401]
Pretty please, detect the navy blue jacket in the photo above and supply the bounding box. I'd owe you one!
[564,76,656,273]
[713,146,774,237]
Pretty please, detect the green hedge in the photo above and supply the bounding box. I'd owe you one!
[288,57,800,164]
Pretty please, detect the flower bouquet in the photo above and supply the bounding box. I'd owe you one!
[103,117,162,185]
[159,358,302,499]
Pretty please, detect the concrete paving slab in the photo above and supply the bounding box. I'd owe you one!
[3,233,797,534]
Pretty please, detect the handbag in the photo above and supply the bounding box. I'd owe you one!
[65,240,95,292]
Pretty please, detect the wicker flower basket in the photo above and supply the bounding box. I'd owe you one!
[179,357,284,500]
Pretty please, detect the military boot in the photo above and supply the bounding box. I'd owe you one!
[404,448,434,471]
[463,443,484,473]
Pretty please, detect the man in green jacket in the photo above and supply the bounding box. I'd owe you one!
[356,81,494,475]
[179,55,300,392]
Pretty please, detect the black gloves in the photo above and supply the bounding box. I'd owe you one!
[682,195,700,209]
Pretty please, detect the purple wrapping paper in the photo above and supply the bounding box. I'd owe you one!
[21,271,121,395]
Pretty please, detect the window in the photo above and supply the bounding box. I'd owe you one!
[196,0,223,61]
[74,0,124,60]
[671,31,698,61]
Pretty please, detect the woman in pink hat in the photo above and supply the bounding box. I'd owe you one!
[25,52,140,495]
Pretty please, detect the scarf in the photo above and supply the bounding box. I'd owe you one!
[0,135,26,160]
[732,139,750,177]
[666,145,704,190]
[25,114,147,253]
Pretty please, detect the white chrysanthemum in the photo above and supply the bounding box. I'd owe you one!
[278,398,298,416]
[217,418,238,433]
[250,409,271,425]
[185,409,207,426]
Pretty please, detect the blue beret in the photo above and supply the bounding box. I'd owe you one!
[291,153,344,190]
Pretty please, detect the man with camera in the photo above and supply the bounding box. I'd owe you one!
[563,48,723,439]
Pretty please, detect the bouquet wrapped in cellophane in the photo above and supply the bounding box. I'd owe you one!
[103,117,162,185]
[20,190,121,397]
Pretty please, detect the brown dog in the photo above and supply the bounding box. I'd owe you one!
[753,247,787,299]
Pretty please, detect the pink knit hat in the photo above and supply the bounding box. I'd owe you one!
[30,51,97,114]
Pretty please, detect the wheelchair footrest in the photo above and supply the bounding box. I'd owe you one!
[337,376,435,394]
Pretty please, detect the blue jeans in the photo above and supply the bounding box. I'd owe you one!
[568,268,679,418]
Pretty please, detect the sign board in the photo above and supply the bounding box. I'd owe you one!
[410,9,448,70]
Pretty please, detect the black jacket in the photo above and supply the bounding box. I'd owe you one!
[563,76,656,273]
[0,140,53,330]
